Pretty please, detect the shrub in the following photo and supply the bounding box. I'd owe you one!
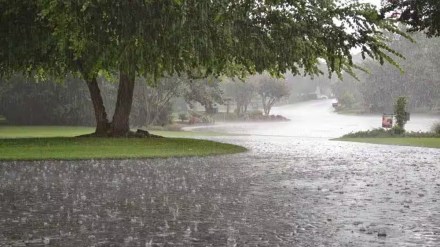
[178,113,188,122]
[249,110,263,117]
[342,128,440,138]
[201,115,215,124]
[394,96,408,130]
[391,125,405,135]
[338,92,356,109]
[342,128,392,138]
[432,122,440,135]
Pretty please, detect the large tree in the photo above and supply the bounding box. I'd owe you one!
[0,0,114,135]
[2,0,406,137]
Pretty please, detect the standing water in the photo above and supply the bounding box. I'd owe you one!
[1,100,440,246]
[187,99,439,138]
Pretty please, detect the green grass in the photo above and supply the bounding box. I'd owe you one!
[0,126,232,138]
[0,126,95,138]
[0,126,246,161]
[0,137,247,161]
[337,137,440,149]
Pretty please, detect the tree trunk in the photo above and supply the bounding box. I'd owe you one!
[236,102,242,116]
[111,70,136,136]
[262,96,269,116]
[85,77,110,136]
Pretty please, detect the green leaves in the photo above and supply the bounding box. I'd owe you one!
[2,0,408,84]
[382,0,440,37]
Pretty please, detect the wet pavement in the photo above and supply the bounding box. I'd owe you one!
[1,100,440,246]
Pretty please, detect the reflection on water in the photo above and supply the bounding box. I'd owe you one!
[1,100,440,246]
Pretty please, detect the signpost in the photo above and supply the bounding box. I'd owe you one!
[382,114,393,128]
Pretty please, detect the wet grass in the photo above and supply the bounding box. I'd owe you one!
[0,137,247,161]
[0,126,246,160]
[0,126,231,138]
[337,137,440,149]
[0,126,95,138]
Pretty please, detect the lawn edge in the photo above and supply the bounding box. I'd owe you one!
[0,137,248,161]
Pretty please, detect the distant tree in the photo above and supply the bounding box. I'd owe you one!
[178,113,188,123]
[224,78,255,116]
[131,76,183,127]
[0,75,94,125]
[331,31,440,113]
[382,0,440,37]
[285,64,334,102]
[183,77,223,114]
[255,75,290,116]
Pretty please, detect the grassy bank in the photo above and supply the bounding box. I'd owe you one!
[337,137,440,149]
[0,137,246,161]
[0,126,231,138]
[0,126,246,161]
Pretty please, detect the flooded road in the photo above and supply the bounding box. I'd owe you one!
[1,100,440,246]
[188,99,439,138]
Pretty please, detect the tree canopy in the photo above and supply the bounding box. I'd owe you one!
[1,0,406,136]
[382,0,440,37]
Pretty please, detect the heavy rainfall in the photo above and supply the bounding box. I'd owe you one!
[1,0,440,246]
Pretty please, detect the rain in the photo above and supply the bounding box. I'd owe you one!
[1,100,440,246]
[1,0,440,246]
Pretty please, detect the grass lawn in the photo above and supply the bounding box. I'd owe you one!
[0,126,95,138]
[0,126,232,138]
[0,126,246,161]
[337,137,440,149]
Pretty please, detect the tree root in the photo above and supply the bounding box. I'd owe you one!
[77,129,163,138]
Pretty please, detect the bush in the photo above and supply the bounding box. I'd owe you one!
[189,110,202,118]
[249,110,263,118]
[338,92,356,109]
[178,113,188,122]
[342,128,440,138]
[391,125,405,135]
[187,111,215,124]
[432,122,440,135]
[342,128,393,138]
[201,115,215,124]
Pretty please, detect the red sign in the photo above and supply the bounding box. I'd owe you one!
[382,114,393,128]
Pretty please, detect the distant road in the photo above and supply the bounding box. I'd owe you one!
[188,99,439,138]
